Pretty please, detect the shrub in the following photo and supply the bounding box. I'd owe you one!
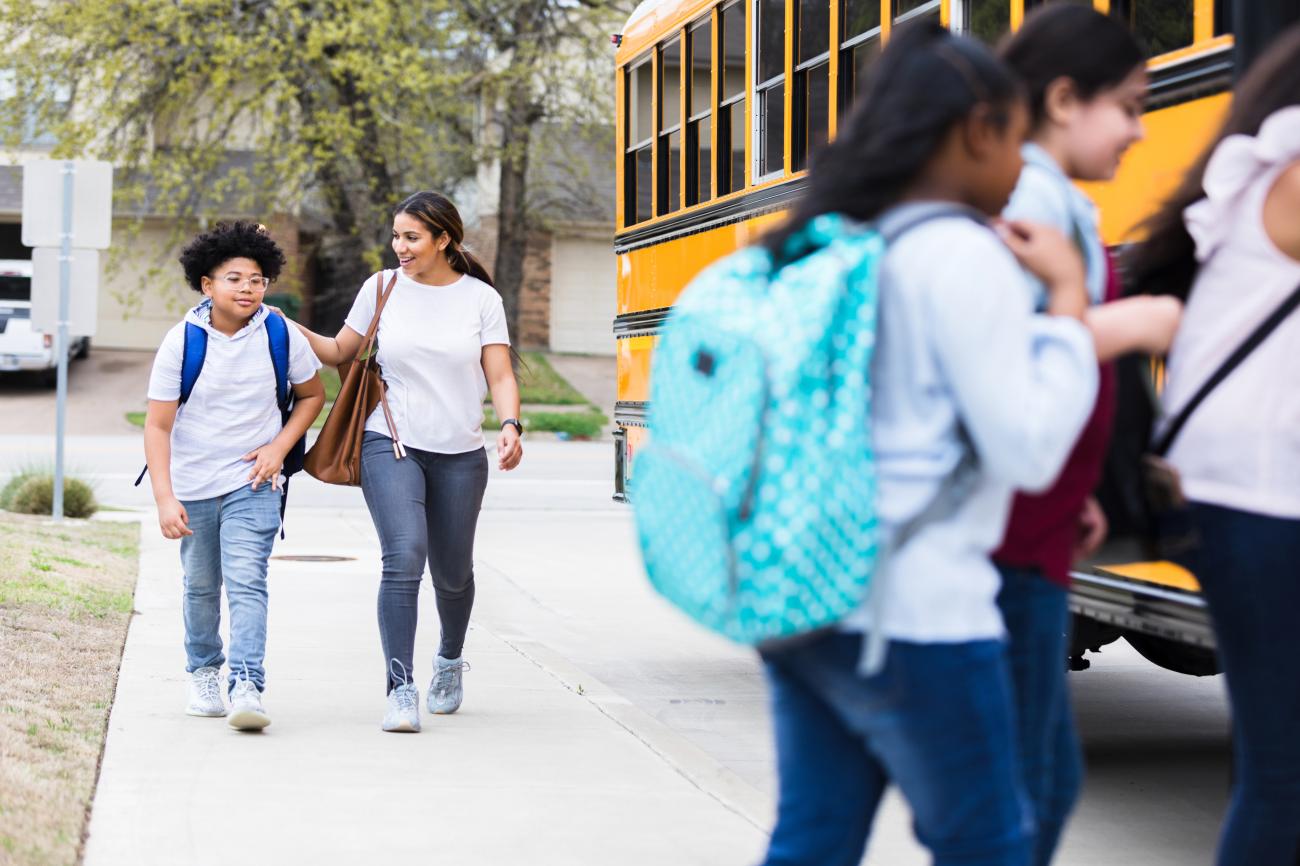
[5,475,98,519]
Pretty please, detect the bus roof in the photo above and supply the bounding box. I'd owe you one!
[617,0,711,63]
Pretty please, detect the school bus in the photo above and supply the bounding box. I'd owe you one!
[612,0,1286,675]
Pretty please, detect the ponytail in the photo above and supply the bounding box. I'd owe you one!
[449,245,495,287]
[764,21,1022,264]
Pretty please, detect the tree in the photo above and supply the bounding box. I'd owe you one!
[451,0,627,338]
[0,0,478,326]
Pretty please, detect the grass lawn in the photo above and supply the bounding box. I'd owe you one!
[0,513,139,866]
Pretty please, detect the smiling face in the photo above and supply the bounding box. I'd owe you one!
[392,212,449,277]
[200,257,267,325]
[1058,65,1148,182]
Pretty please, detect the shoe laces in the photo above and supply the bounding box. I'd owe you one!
[232,662,258,700]
[195,669,222,705]
[389,659,418,713]
[434,659,470,695]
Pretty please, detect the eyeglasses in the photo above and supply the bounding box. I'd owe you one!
[217,273,272,291]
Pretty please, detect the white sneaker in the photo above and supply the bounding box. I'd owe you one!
[228,678,271,731]
[186,666,227,717]
[382,683,422,733]
[428,656,470,715]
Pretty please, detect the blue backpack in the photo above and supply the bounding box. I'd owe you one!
[632,213,884,646]
[135,311,304,534]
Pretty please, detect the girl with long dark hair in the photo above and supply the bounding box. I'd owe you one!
[756,22,1098,866]
[1129,27,1300,865]
[282,191,523,733]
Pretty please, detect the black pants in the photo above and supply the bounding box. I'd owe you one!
[360,431,488,692]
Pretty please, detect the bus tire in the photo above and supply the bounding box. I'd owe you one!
[1125,632,1222,677]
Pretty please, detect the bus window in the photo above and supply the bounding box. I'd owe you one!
[687,19,713,205]
[719,1,747,195]
[793,0,831,171]
[1215,0,1233,35]
[838,0,881,112]
[1110,0,1195,57]
[658,37,683,216]
[967,0,1011,44]
[893,0,941,24]
[625,56,654,225]
[756,0,786,179]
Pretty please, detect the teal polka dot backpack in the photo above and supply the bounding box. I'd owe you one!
[632,212,883,646]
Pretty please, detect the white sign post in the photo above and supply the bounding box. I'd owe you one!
[21,160,112,522]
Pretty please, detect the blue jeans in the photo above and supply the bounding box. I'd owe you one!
[360,432,489,692]
[760,632,1032,866]
[995,566,1082,866]
[1176,502,1300,866]
[179,483,281,693]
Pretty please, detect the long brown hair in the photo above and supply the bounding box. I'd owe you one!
[393,191,494,286]
[1128,25,1300,300]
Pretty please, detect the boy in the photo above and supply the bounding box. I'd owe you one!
[143,221,324,731]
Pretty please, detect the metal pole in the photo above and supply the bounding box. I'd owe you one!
[53,162,74,522]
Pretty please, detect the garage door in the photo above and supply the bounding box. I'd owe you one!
[550,236,616,356]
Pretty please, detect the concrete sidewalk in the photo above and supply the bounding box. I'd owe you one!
[84,508,768,866]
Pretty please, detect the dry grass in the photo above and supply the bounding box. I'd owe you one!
[0,514,139,866]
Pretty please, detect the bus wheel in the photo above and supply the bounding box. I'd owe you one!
[1125,633,1222,677]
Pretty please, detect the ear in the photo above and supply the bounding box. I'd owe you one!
[200,276,214,299]
[1042,76,1080,127]
[437,232,451,252]
[960,104,1001,160]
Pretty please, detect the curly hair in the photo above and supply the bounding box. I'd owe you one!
[178,221,286,292]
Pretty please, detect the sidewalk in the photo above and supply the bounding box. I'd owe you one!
[84,507,768,866]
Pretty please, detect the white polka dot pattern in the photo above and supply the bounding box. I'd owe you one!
[632,213,883,645]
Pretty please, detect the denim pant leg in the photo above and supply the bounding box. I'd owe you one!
[763,633,1032,866]
[178,496,225,674]
[422,449,489,661]
[996,566,1083,866]
[760,650,886,866]
[1181,502,1300,866]
[217,484,281,693]
[361,432,431,692]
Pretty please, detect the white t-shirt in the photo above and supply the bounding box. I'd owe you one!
[147,304,322,502]
[1161,107,1300,518]
[343,270,511,454]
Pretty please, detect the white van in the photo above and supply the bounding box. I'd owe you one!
[0,259,89,386]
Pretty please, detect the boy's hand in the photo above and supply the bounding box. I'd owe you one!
[243,443,288,491]
[159,497,193,539]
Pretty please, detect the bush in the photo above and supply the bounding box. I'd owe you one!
[4,475,98,519]
[0,467,41,510]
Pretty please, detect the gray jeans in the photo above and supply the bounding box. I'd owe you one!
[360,431,489,692]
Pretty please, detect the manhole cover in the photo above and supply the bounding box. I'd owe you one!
[270,555,357,562]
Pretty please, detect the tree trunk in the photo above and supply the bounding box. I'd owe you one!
[492,81,544,345]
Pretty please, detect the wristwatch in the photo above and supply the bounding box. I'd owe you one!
[501,417,524,437]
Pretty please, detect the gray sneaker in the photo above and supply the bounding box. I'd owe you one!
[428,656,470,715]
[228,678,271,731]
[186,666,227,717]
[383,684,422,733]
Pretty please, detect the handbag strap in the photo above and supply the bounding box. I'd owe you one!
[1154,279,1300,456]
[360,271,399,358]
[360,270,407,458]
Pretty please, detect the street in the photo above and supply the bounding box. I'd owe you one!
[0,429,1231,864]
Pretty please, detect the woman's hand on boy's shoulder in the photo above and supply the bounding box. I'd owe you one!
[158,497,193,539]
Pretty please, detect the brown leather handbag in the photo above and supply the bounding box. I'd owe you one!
[303,271,405,485]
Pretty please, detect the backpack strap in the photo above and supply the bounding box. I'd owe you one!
[135,321,208,487]
[179,322,208,405]
[263,310,292,416]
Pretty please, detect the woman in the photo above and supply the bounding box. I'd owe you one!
[285,191,524,733]
[1130,26,1300,866]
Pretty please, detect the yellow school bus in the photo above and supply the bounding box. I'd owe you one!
[612,0,1250,675]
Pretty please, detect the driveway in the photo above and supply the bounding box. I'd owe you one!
[0,348,153,435]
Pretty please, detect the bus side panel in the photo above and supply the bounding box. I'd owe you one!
[616,211,787,315]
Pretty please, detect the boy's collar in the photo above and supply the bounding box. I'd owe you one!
[188,298,268,338]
